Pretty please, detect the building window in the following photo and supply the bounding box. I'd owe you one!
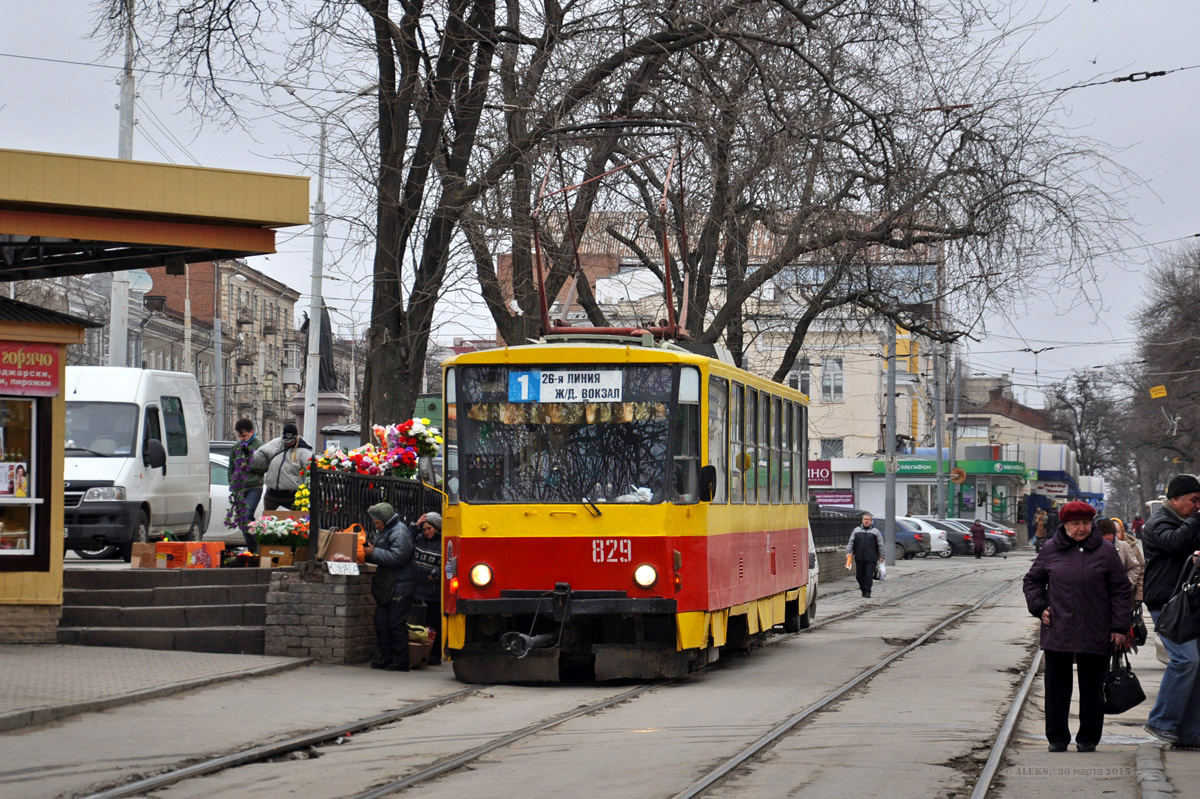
[907,484,931,516]
[820,357,844,403]
[788,357,811,396]
[819,438,844,459]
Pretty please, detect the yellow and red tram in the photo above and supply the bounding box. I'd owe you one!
[440,335,811,682]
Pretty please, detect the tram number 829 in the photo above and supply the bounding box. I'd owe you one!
[591,538,632,563]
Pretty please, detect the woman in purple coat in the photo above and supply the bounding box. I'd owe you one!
[970,520,986,559]
[1024,501,1132,753]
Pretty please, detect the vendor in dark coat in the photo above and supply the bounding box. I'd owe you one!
[412,512,443,666]
[970,520,986,559]
[1024,501,1132,753]
[363,502,417,672]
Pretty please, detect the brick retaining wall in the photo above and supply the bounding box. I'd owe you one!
[263,564,376,664]
[0,604,62,643]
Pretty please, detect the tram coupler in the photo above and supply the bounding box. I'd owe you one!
[552,582,572,622]
[500,630,558,659]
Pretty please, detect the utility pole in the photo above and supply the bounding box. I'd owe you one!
[934,342,945,518]
[109,0,134,367]
[213,263,224,439]
[303,115,328,450]
[949,357,963,515]
[885,322,897,566]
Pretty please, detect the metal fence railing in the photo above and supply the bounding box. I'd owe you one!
[810,513,858,549]
[310,468,443,534]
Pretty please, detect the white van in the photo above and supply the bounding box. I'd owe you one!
[63,367,211,560]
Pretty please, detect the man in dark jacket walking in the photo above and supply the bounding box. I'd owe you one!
[1024,501,1132,752]
[845,513,885,598]
[412,512,443,665]
[970,520,987,559]
[1141,474,1200,747]
[363,503,417,672]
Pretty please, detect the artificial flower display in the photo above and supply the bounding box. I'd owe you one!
[314,418,442,480]
[249,515,310,548]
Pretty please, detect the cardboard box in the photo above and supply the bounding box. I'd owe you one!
[259,547,294,568]
[130,542,157,568]
[263,510,308,522]
[319,531,359,563]
[184,541,224,569]
[155,542,187,569]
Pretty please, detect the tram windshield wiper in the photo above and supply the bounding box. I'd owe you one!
[581,495,602,517]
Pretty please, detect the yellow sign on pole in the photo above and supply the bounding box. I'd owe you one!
[1150,385,1167,399]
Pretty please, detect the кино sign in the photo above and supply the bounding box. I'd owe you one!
[807,460,833,486]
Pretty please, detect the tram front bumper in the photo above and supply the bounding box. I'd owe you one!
[455,587,677,619]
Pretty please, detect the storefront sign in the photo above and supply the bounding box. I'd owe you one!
[808,460,833,486]
[872,459,936,475]
[0,342,58,397]
[811,489,855,505]
[872,458,1026,476]
[1032,481,1069,497]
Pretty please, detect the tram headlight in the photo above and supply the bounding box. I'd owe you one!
[469,562,493,588]
[633,563,658,588]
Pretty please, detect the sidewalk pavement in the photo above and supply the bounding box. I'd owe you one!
[996,628,1200,799]
[0,644,309,732]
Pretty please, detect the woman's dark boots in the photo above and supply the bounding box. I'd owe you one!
[370,649,392,669]
[385,652,410,672]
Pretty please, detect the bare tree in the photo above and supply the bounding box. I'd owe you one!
[468,2,1133,381]
[1044,372,1123,476]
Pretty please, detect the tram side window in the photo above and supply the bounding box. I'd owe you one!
[771,396,782,503]
[794,403,806,501]
[744,388,757,503]
[672,366,701,504]
[707,377,728,504]
[758,391,769,504]
[730,384,743,504]
[782,400,792,503]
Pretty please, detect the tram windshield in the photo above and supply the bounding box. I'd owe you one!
[456,364,674,503]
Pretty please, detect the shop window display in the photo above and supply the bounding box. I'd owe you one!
[0,399,37,554]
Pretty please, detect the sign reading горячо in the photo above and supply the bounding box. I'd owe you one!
[508,369,623,403]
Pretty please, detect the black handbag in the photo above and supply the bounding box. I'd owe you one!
[1100,649,1146,714]
[1155,559,1200,644]
[1132,604,1148,648]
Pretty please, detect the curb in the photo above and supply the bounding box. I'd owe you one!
[0,656,312,733]
[1136,741,1172,799]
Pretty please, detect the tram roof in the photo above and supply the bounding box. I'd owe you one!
[444,339,809,403]
[0,149,308,281]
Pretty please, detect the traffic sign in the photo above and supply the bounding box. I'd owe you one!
[1150,385,1167,399]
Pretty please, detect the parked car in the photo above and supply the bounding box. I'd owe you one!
[924,518,1010,557]
[948,517,1016,541]
[205,453,264,545]
[890,519,934,560]
[796,540,820,629]
[899,517,952,558]
[209,440,238,458]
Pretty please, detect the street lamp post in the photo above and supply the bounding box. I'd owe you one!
[276,82,376,449]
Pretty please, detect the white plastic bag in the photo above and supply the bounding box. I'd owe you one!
[875,561,887,581]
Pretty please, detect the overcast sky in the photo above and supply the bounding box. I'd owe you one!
[2,2,1196,407]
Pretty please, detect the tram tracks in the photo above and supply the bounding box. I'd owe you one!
[673,573,1025,798]
[76,565,1007,799]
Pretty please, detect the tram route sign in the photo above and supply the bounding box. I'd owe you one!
[508,369,623,403]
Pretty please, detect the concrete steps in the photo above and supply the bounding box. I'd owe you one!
[59,567,276,654]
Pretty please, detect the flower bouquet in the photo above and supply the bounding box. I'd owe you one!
[249,515,310,548]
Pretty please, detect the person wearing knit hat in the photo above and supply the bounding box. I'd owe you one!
[412,512,444,665]
[363,502,416,672]
[1025,499,1133,752]
[1141,475,1200,747]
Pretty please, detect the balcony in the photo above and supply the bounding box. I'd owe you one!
[236,307,253,326]
[262,319,278,334]
[235,353,254,367]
